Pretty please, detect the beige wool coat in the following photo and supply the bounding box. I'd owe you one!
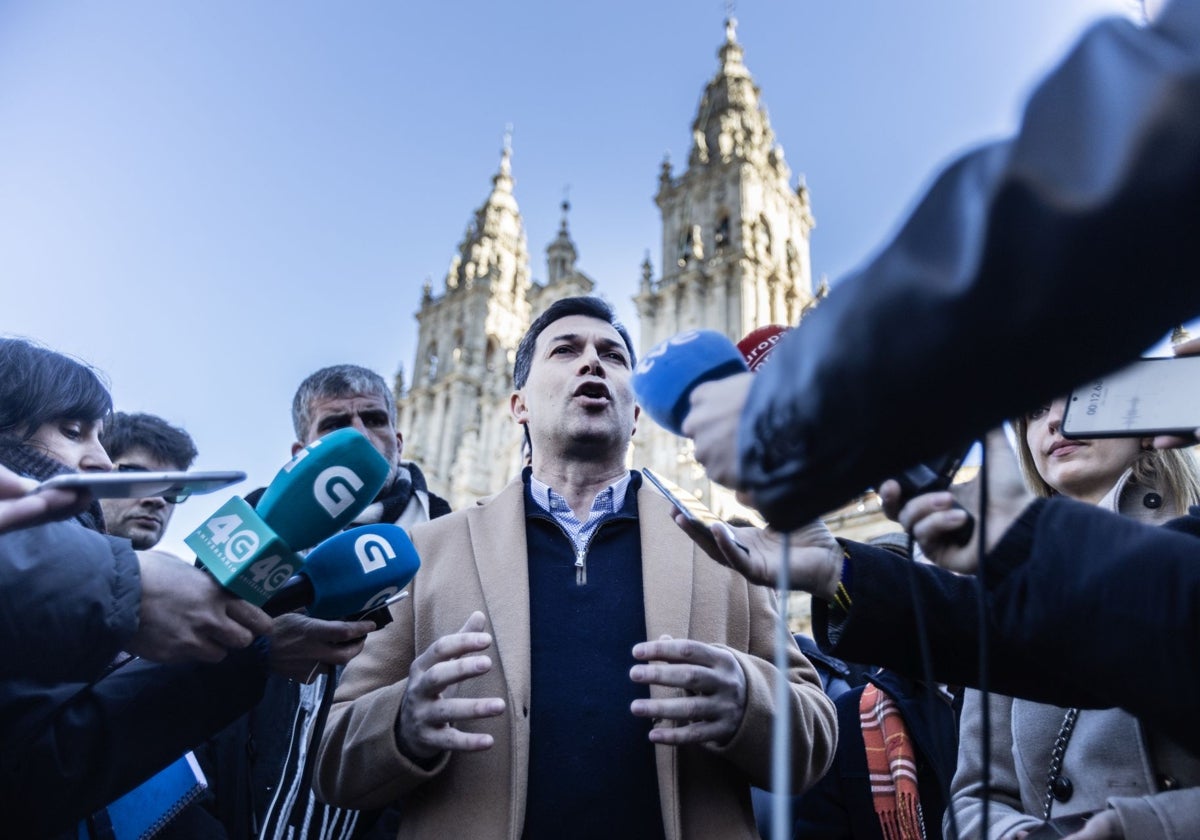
[315,476,836,839]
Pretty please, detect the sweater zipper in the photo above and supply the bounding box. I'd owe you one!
[536,511,634,586]
[575,545,587,585]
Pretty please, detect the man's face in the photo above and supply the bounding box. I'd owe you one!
[511,314,638,462]
[294,392,402,485]
[100,446,180,549]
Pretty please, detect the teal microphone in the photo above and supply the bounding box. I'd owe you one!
[185,428,391,605]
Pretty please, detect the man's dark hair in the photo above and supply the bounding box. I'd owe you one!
[101,412,198,471]
[513,296,636,389]
[292,364,396,441]
[0,337,112,440]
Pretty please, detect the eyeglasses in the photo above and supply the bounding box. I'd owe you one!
[116,463,190,504]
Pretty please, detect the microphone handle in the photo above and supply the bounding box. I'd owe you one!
[263,574,315,617]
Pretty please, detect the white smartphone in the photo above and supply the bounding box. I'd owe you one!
[1062,356,1200,438]
[35,470,246,499]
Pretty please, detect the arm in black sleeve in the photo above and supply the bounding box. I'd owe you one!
[0,638,270,837]
[739,2,1200,530]
[813,503,1200,753]
[984,497,1200,752]
[0,521,140,681]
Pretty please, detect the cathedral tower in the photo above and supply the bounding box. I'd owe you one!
[399,144,597,509]
[398,141,532,508]
[633,18,817,513]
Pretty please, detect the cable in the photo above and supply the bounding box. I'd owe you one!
[976,443,992,835]
[903,531,959,840]
[769,531,793,839]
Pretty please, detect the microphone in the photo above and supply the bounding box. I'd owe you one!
[632,330,749,435]
[262,523,421,620]
[736,325,790,372]
[185,428,391,606]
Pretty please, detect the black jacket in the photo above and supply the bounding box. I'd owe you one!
[0,497,271,836]
[739,0,1200,530]
[0,639,269,836]
[0,520,140,682]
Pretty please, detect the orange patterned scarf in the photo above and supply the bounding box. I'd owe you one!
[860,682,926,840]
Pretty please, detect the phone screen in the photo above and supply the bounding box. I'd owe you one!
[1062,356,1200,438]
[36,470,246,499]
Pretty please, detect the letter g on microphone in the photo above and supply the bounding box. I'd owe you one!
[315,466,366,518]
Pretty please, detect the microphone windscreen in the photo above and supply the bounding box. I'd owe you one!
[185,496,305,605]
[300,523,421,620]
[736,325,791,372]
[257,428,391,552]
[632,330,748,434]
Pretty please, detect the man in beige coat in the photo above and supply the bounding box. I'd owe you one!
[315,296,835,839]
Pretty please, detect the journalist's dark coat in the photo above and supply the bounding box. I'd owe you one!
[738,0,1200,530]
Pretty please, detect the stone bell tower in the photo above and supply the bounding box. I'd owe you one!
[633,17,818,515]
[397,139,532,508]
[398,143,598,508]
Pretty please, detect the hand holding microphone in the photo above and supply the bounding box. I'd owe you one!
[262,523,422,680]
[633,328,779,490]
[123,429,390,667]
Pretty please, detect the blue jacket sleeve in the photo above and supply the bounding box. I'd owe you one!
[739,2,1200,529]
[0,639,270,837]
[0,520,140,681]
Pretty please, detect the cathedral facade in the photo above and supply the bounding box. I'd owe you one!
[396,19,888,550]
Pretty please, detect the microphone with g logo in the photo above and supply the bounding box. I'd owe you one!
[185,428,391,606]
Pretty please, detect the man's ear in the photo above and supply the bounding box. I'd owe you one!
[395,431,404,459]
[632,404,640,437]
[511,391,529,426]
[290,441,304,457]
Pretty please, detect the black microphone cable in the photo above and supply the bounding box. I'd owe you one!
[975,439,992,836]
[897,437,993,840]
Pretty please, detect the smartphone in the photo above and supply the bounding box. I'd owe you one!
[1062,355,1200,438]
[642,467,723,529]
[643,467,750,556]
[35,469,246,499]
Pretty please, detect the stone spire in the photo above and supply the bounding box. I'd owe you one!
[399,135,532,507]
[531,188,594,311]
[443,135,528,294]
[545,191,578,284]
[687,16,785,178]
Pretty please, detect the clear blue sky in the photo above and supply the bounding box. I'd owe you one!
[3,0,1171,554]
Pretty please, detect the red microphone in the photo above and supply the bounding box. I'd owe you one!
[736,325,791,372]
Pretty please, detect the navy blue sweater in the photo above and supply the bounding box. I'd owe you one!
[521,476,666,840]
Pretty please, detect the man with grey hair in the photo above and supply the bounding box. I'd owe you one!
[286,365,449,527]
[199,364,449,840]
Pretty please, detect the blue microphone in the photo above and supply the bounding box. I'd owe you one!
[632,330,749,435]
[263,523,421,620]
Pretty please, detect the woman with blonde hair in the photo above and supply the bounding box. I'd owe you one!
[947,397,1200,839]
